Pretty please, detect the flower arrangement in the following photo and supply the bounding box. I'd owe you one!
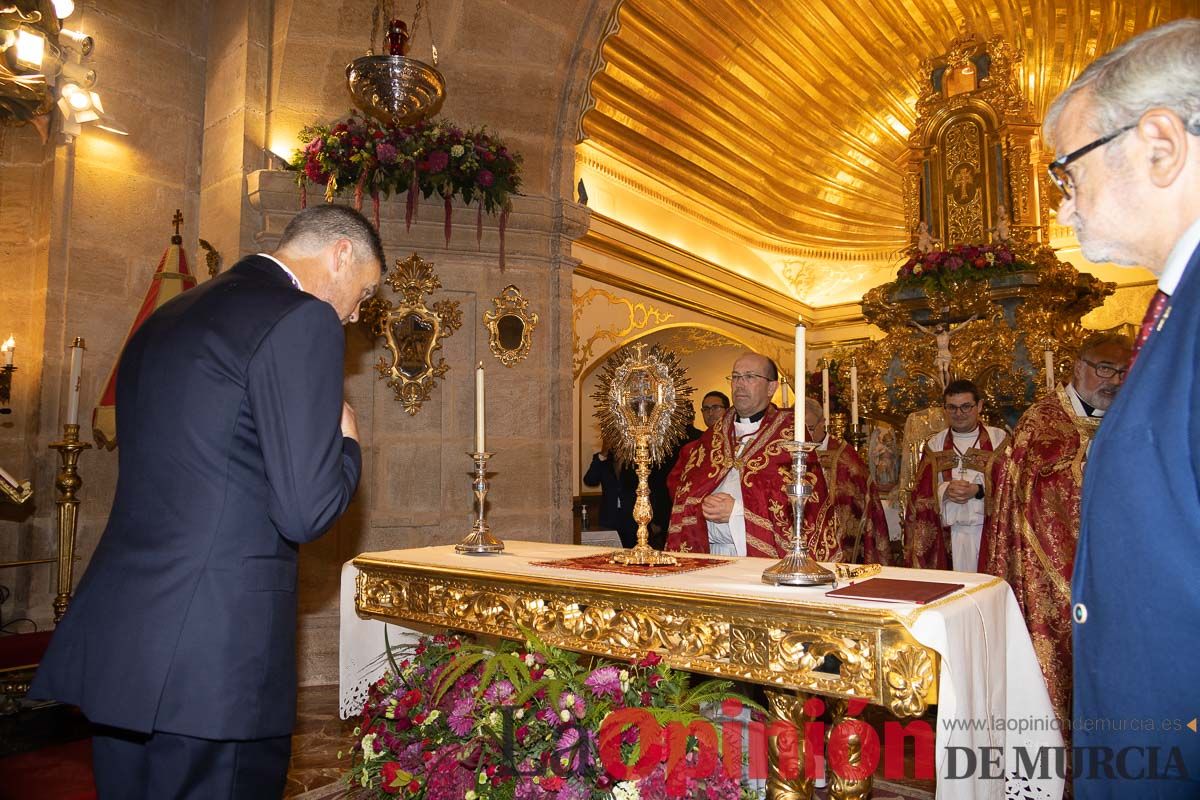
[895,241,1029,291]
[344,630,764,799]
[288,113,522,265]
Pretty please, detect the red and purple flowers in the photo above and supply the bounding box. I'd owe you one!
[896,241,1026,290]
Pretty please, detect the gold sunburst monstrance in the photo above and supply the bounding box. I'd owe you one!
[592,343,692,566]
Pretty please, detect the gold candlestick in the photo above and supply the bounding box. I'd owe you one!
[48,423,91,622]
[0,364,15,413]
[455,451,504,554]
[762,441,834,586]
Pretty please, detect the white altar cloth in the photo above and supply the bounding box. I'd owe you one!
[340,541,1063,800]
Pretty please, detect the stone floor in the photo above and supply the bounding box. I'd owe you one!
[286,685,356,798]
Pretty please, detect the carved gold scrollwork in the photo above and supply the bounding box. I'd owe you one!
[884,644,935,718]
[360,253,462,415]
[354,565,933,703]
[764,689,816,800]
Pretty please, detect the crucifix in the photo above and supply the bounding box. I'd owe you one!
[171,209,184,243]
[954,167,973,198]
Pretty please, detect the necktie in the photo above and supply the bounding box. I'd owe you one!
[1130,289,1170,368]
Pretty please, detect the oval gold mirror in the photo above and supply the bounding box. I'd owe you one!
[484,285,538,367]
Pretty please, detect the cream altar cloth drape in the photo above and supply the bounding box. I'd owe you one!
[339,542,1063,800]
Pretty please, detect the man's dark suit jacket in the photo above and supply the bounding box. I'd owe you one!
[582,453,637,547]
[31,255,362,741]
[1073,241,1200,796]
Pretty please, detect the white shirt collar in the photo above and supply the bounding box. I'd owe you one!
[257,253,304,291]
[1159,216,1200,295]
[1065,382,1105,418]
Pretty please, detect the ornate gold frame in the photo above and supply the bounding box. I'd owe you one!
[360,253,462,415]
[483,284,538,367]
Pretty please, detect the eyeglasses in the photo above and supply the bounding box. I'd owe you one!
[701,403,727,413]
[943,402,979,414]
[727,373,771,385]
[1047,124,1136,200]
[1080,358,1128,380]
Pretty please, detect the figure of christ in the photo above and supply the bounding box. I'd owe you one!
[909,315,977,390]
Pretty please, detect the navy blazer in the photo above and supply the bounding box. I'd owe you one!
[31,255,362,740]
[1073,242,1200,795]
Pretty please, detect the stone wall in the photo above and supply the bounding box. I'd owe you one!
[1,0,209,630]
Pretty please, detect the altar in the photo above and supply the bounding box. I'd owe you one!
[341,541,1063,799]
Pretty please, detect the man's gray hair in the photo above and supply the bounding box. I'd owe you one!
[277,204,386,274]
[804,396,823,420]
[1077,332,1133,360]
[1044,19,1200,147]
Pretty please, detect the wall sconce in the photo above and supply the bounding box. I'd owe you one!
[1,335,15,415]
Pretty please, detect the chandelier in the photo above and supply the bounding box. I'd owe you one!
[346,0,445,127]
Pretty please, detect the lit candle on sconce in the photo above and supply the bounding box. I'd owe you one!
[2,336,13,367]
[65,337,85,428]
[475,361,485,453]
[821,360,830,428]
[850,360,859,430]
[1043,349,1055,392]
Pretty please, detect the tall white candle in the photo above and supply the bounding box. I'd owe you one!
[850,360,859,430]
[821,363,830,427]
[793,324,805,414]
[2,335,13,367]
[65,337,84,427]
[781,380,789,408]
[1043,349,1055,391]
[475,361,485,453]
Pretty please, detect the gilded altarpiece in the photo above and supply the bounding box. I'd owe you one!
[906,32,1044,246]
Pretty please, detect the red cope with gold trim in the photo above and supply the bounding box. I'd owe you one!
[816,437,892,565]
[666,405,834,559]
[903,425,1003,570]
[978,387,1099,736]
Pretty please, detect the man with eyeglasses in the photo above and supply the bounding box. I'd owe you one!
[803,398,891,565]
[1042,20,1200,796]
[978,333,1130,744]
[666,352,831,558]
[903,379,1006,572]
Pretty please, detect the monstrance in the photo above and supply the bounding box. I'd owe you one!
[592,344,692,566]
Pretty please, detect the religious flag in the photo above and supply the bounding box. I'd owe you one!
[91,216,198,449]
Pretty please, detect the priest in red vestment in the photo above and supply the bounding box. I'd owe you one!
[803,398,891,564]
[667,353,832,558]
[904,379,1006,571]
[979,333,1131,734]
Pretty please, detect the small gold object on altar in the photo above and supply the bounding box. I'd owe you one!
[455,450,503,554]
[835,562,881,582]
[762,441,835,586]
[592,343,692,567]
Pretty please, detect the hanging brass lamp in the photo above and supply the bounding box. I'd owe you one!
[346,0,445,127]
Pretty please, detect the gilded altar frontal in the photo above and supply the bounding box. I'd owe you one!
[1,1,1195,797]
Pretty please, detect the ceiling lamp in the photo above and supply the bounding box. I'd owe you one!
[346,0,445,127]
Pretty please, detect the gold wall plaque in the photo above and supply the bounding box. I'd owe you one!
[483,284,538,367]
[360,253,462,415]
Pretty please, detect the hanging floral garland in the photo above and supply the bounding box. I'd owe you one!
[288,113,523,268]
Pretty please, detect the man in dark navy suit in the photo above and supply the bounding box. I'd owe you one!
[1044,19,1200,798]
[31,204,383,798]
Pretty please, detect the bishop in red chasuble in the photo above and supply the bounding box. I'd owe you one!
[804,399,892,564]
[979,334,1131,735]
[666,353,834,558]
[904,379,1006,571]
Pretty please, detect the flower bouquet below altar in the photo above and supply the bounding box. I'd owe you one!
[342,631,765,799]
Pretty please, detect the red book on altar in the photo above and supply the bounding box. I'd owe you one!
[825,578,964,605]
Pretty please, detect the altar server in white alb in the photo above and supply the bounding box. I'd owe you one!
[904,378,1006,571]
